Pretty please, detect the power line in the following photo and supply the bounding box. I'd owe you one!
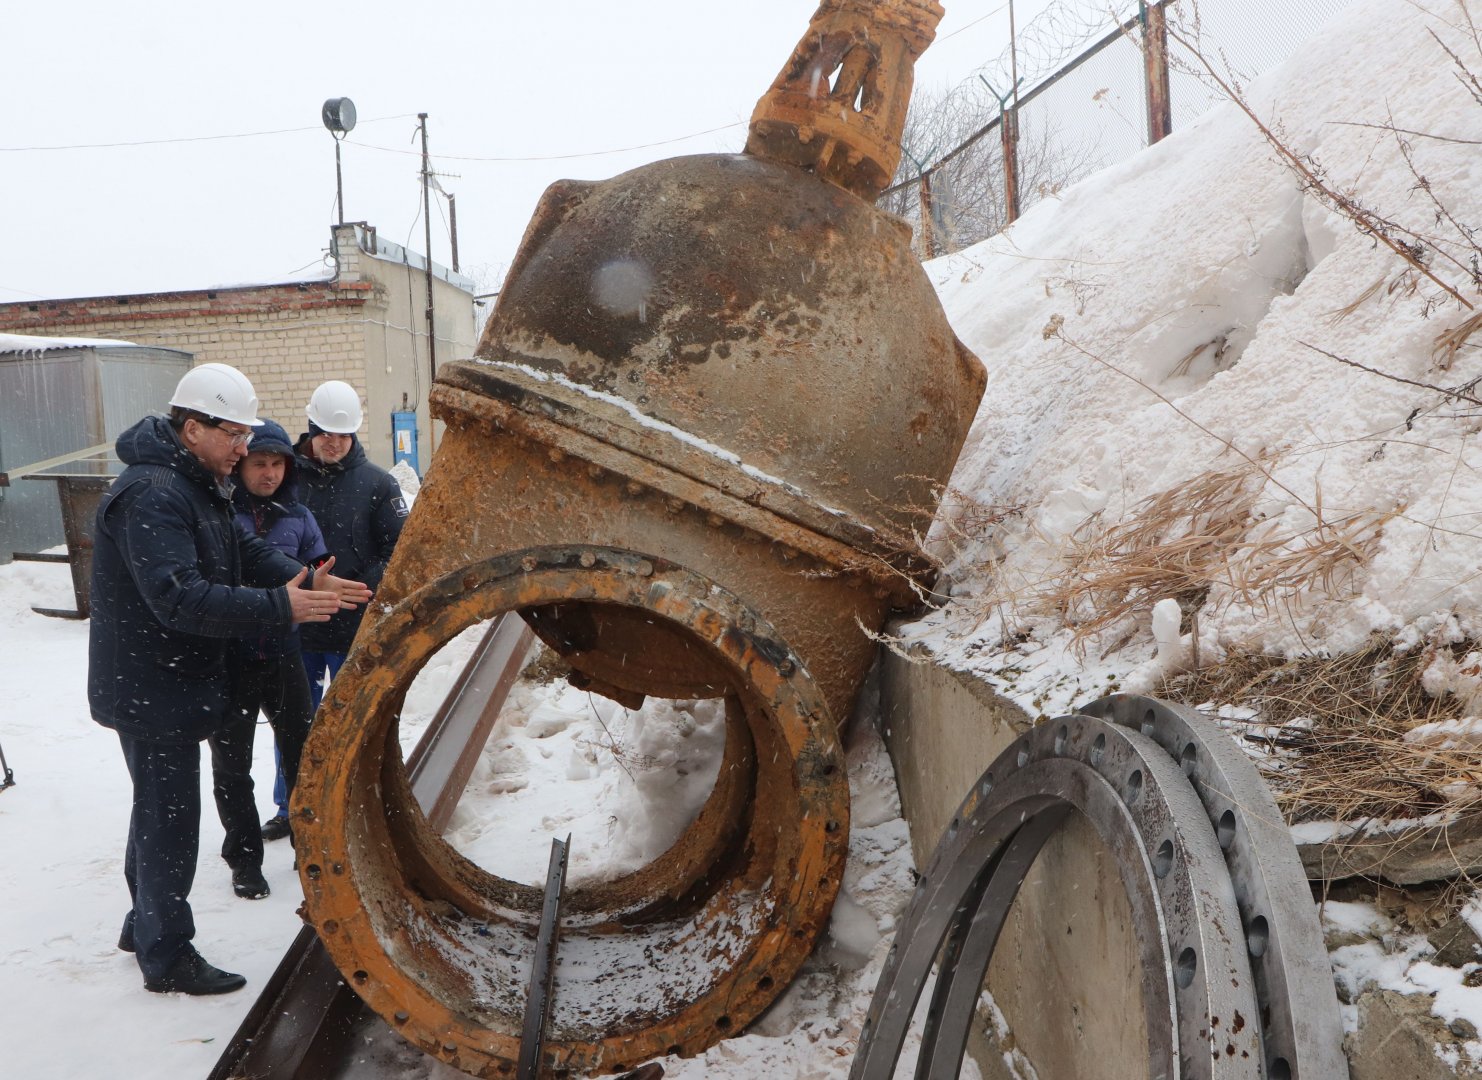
[939,2,1012,42]
[3,5,1009,165]
[348,121,745,164]
[3,109,746,167]
[0,114,420,153]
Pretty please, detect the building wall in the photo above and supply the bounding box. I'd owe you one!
[0,224,479,470]
[345,225,480,471]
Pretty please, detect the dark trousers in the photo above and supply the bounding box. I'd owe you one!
[212,655,313,868]
[118,733,201,981]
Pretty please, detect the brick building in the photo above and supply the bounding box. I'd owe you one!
[0,223,481,471]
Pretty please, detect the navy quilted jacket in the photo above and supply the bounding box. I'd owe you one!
[87,416,301,743]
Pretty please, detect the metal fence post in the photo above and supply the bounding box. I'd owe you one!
[918,173,937,259]
[1000,102,1020,224]
[1142,0,1173,144]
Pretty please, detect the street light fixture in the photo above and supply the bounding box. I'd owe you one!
[322,97,357,226]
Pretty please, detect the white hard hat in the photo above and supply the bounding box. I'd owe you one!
[169,363,263,426]
[306,380,364,434]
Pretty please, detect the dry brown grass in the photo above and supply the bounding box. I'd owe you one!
[1434,310,1482,372]
[929,483,1027,553]
[1159,636,1482,823]
[1050,463,1260,636]
[1041,461,1390,645]
[520,644,571,685]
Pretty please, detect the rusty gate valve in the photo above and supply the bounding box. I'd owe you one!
[295,3,987,1077]
[745,0,945,198]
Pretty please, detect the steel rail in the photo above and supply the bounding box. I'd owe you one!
[207,613,534,1080]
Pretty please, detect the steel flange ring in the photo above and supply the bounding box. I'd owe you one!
[1080,695,1347,1080]
[851,712,1262,1080]
[294,545,850,1078]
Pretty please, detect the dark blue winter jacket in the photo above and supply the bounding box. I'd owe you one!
[231,419,329,660]
[294,433,408,653]
[88,415,302,744]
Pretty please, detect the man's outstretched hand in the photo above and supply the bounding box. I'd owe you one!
[311,555,374,610]
[284,558,374,625]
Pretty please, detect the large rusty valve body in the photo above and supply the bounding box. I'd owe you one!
[296,2,986,1076]
[294,549,848,1076]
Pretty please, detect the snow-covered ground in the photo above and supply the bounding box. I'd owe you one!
[0,556,926,1079]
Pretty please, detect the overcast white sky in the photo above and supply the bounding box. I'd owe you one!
[0,1,1065,306]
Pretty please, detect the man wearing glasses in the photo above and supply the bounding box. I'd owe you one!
[88,363,373,996]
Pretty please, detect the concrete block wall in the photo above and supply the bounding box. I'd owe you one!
[0,283,376,443]
[877,646,1147,1079]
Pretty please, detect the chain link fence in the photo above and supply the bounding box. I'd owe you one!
[882,0,1359,256]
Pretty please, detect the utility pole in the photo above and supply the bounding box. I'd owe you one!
[418,113,439,454]
[1142,1,1173,144]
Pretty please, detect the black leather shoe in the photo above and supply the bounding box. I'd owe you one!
[260,815,291,842]
[232,866,270,899]
[118,919,135,953]
[143,948,246,995]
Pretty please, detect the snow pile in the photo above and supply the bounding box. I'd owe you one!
[388,459,422,500]
[907,0,1482,723]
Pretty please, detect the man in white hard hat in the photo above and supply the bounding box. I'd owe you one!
[259,381,407,842]
[88,362,373,996]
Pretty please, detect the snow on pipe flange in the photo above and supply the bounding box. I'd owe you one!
[1079,695,1348,1080]
[853,710,1277,1080]
[293,546,850,1078]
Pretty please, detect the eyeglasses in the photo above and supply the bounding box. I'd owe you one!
[205,418,254,448]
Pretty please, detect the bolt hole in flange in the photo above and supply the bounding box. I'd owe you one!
[1180,741,1198,775]
[1174,947,1198,989]
[1153,838,1175,879]
[1247,915,1270,958]
[1216,809,1237,851]
[295,548,850,1076]
[1124,768,1144,805]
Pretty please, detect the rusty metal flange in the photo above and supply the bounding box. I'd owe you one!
[294,545,850,1078]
